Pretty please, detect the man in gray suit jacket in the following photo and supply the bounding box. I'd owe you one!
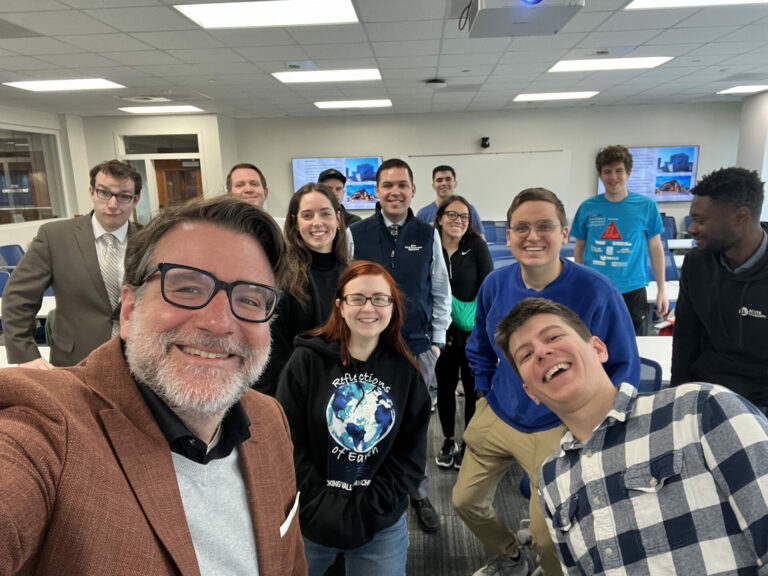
[2,159,141,368]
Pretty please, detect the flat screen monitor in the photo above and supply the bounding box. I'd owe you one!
[597,145,699,202]
[292,156,383,211]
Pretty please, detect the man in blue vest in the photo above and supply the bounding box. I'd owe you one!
[348,158,451,533]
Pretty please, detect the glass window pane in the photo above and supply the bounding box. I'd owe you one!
[0,128,65,224]
[124,134,199,154]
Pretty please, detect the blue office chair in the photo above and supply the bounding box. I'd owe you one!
[482,220,497,242]
[683,215,692,238]
[560,242,575,258]
[0,244,24,268]
[487,242,510,260]
[493,256,516,269]
[0,270,10,295]
[638,357,663,393]
[661,216,677,241]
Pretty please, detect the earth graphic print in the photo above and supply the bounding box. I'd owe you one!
[327,380,396,453]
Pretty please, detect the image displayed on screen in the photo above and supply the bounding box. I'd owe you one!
[597,145,699,202]
[292,156,383,210]
[0,171,33,207]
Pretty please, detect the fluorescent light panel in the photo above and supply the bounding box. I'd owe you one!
[174,0,358,29]
[273,69,381,83]
[549,57,673,72]
[3,78,125,92]
[626,0,768,9]
[514,91,599,102]
[717,85,768,95]
[315,99,392,109]
[119,106,203,114]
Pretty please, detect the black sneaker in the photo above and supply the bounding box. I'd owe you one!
[453,443,466,469]
[411,497,439,532]
[436,438,459,468]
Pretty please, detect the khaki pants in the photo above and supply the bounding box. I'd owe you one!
[452,398,564,576]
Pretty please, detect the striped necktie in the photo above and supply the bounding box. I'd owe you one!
[100,233,121,336]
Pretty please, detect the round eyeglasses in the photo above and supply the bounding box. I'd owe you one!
[342,293,394,307]
[93,188,138,204]
[140,263,280,323]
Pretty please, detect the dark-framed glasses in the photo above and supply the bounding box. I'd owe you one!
[445,211,470,222]
[510,220,561,236]
[342,293,394,307]
[94,188,138,204]
[140,263,280,323]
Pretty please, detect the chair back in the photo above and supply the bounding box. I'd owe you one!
[0,244,24,267]
[0,270,11,295]
[661,216,677,240]
[638,357,663,393]
[683,214,692,238]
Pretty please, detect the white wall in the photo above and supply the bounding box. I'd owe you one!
[234,102,740,232]
[736,91,768,222]
[81,114,229,213]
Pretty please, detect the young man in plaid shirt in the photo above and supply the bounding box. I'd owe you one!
[496,296,768,576]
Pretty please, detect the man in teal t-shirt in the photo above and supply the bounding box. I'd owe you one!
[572,145,669,334]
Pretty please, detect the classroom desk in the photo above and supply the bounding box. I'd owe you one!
[0,295,56,319]
[636,336,672,385]
[667,238,695,250]
[0,346,50,368]
[645,281,679,303]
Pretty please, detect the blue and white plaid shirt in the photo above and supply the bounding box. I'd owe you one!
[539,382,768,575]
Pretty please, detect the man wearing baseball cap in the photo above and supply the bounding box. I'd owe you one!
[318,168,361,226]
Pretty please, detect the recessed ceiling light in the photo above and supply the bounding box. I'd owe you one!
[3,78,125,92]
[626,0,768,9]
[549,57,673,72]
[174,0,358,28]
[717,85,768,95]
[273,69,381,83]
[314,99,392,109]
[119,106,204,114]
[514,91,599,102]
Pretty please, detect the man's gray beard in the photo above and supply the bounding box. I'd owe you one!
[125,309,270,421]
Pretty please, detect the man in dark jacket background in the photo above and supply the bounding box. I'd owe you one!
[672,167,768,408]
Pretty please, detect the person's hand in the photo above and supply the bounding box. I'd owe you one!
[20,357,54,370]
[431,344,441,358]
[656,288,670,318]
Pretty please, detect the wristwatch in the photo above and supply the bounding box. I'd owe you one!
[432,342,445,351]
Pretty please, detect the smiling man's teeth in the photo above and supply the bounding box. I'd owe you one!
[545,362,571,382]
[181,346,228,359]
[525,247,544,251]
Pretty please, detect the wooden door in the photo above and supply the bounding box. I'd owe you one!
[154,160,202,209]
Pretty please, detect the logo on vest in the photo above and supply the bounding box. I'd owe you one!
[600,222,622,241]
[405,244,423,252]
[739,307,767,319]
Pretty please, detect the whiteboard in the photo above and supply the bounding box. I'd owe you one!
[405,149,571,222]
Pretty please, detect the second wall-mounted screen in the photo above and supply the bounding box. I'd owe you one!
[292,156,383,211]
[597,146,699,203]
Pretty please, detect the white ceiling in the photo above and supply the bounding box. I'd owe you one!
[0,0,767,118]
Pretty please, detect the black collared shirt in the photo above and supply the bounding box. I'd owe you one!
[127,344,252,464]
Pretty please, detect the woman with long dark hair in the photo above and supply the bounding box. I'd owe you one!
[276,261,430,576]
[254,182,348,395]
[434,195,493,469]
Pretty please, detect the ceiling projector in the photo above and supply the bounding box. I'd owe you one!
[467,0,585,38]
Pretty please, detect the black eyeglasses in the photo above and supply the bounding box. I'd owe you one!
[94,188,138,204]
[444,210,470,222]
[509,220,562,236]
[140,263,280,323]
[342,293,394,307]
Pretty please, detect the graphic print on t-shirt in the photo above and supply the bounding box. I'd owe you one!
[601,221,622,241]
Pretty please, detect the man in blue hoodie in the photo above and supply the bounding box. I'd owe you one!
[454,188,639,576]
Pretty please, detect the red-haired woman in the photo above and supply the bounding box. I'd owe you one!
[276,261,430,576]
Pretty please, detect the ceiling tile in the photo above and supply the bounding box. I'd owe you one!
[133,30,222,50]
[57,32,154,52]
[85,6,193,31]
[647,26,739,45]
[167,48,245,64]
[373,40,440,58]
[287,23,367,44]
[365,19,443,42]
[302,43,374,59]
[1,9,116,35]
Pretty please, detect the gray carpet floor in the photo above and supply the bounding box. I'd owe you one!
[404,394,534,576]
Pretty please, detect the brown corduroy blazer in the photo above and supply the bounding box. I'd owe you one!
[0,337,307,576]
